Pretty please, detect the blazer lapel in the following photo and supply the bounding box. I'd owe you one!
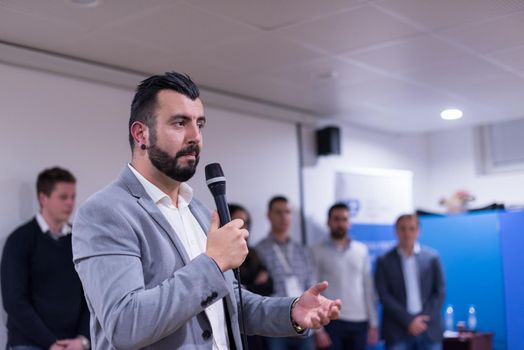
[190,199,240,349]
[120,166,190,265]
[393,249,408,307]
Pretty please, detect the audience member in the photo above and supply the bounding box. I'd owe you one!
[1,167,90,350]
[375,214,445,350]
[312,203,378,350]
[229,203,273,350]
[256,196,318,350]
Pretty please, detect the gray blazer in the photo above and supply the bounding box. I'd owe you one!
[374,246,445,346]
[72,167,297,350]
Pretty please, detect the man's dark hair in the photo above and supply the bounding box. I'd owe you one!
[328,202,349,219]
[267,195,288,212]
[128,71,200,150]
[395,214,420,228]
[228,203,251,230]
[36,167,76,196]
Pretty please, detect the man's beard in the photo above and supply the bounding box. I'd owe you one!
[330,228,347,240]
[148,137,200,182]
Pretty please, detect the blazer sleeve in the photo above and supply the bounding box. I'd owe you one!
[374,254,415,329]
[1,231,57,348]
[72,199,232,350]
[234,282,298,337]
[422,254,445,317]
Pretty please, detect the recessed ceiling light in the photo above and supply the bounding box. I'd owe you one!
[440,108,463,120]
[68,0,100,8]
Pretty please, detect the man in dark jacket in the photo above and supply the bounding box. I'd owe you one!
[375,214,445,350]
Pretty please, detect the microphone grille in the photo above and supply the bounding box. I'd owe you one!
[205,163,224,181]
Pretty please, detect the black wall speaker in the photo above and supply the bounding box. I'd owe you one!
[316,126,341,156]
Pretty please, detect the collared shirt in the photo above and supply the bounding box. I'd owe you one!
[36,212,71,238]
[312,238,378,326]
[255,234,316,297]
[128,164,228,350]
[398,243,422,315]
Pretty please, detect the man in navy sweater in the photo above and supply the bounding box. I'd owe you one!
[1,167,90,350]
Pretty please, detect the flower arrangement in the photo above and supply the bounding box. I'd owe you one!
[439,190,475,213]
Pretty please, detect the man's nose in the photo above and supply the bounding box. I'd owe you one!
[186,121,202,144]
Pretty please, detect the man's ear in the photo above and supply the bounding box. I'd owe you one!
[130,121,149,148]
[37,192,47,209]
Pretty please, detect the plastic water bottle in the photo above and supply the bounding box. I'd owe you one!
[468,305,477,331]
[445,305,454,331]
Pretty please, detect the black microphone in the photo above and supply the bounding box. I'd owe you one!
[205,163,231,227]
[205,163,249,349]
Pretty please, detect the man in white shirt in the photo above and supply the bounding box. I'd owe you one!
[72,71,342,350]
[312,203,378,350]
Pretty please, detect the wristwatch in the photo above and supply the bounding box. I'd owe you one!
[291,297,305,333]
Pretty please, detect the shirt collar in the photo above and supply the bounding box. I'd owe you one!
[128,163,193,208]
[397,242,421,257]
[326,236,350,251]
[36,212,71,236]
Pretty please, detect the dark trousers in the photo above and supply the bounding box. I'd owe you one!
[324,320,368,350]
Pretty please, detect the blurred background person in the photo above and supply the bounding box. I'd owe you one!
[312,203,378,350]
[375,214,445,350]
[256,195,318,350]
[1,167,90,350]
[229,203,273,350]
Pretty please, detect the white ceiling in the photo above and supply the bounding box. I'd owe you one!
[1,0,524,133]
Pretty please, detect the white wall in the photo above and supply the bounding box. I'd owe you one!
[302,123,429,244]
[423,126,524,212]
[0,61,300,347]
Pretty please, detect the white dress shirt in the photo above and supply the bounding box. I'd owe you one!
[36,212,71,238]
[398,243,422,315]
[129,164,229,350]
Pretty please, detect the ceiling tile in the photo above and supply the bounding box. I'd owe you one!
[0,7,88,51]
[446,74,524,103]
[186,0,364,30]
[489,46,524,73]
[277,4,421,54]
[375,0,524,31]
[200,34,324,74]
[397,57,511,90]
[0,0,177,29]
[264,57,387,90]
[346,35,473,73]
[103,2,259,54]
[59,32,185,74]
[438,12,524,54]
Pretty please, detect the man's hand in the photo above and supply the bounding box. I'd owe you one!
[206,211,249,272]
[314,328,332,349]
[50,342,65,350]
[54,338,84,350]
[408,315,429,336]
[367,326,379,345]
[254,270,270,285]
[291,281,342,329]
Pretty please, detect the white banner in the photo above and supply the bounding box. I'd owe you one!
[335,168,413,224]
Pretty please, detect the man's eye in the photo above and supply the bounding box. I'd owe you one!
[197,121,206,129]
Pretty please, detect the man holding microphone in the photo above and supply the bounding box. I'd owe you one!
[72,71,341,350]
